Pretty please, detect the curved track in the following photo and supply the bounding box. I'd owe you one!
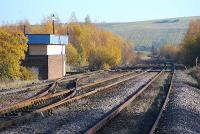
[0,69,149,130]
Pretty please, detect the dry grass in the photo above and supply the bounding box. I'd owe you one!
[0,79,39,90]
[188,66,200,86]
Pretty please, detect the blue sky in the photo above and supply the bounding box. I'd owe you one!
[1,0,200,24]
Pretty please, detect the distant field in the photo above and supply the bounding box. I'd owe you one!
[96,16,200,51]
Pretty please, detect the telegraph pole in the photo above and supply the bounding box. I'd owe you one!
[23,25,26,34]
[51,14,55,34]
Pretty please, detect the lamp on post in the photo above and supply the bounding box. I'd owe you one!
[51,14,55,34]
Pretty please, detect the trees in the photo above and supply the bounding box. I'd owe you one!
[66,20,135,69]
[85,15,92,24]
[0,20,31,34]
[160,44,179,61]
[0,29,36,80]
[0,14,136,71]
[0,29,28,80]
[179,20,200,66]
[88,45,122,70]
[121,42,135,65]
[161,20,200,66]
[65,43,79,66]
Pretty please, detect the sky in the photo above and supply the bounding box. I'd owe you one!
[1,0,200,24]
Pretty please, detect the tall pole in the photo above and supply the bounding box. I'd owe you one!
[53,19,55,34]
[52,14,55,34]
[23,25,26,34]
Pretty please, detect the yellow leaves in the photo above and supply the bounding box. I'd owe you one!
[66,43,79,66]
[0,29,28,80]
[67,22,135,69]
[107,44,122,65]
[175,20,200,66]
[159,20,200,66]
[31,17,53,34]
[186,20,200,40]
[20,66,37,80]
[160,44,179,60]
[0,54,20,80]
[88,45,121,70]
[45,19,53,34]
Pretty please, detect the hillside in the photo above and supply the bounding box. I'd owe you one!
[96,16,200,51]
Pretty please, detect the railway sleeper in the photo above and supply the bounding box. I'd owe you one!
[0,88,74,121]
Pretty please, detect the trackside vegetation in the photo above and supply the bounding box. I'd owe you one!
[0,29,36,80]
[66,22,135,70]
[0,14,136,81]
[160,20,200,66]
[160,20,200,84]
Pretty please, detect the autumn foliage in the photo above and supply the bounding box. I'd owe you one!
[160,44,179,60]
[0,15,135,72]
[65,43,79,66]
[0,29,28,80]
[67,22,135,69]
[160,20,200,66]
[179,20,200,66]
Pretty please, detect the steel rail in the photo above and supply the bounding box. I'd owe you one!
[0,70,104,116]
[0,70,149,130]
[78,71,135,90]
[148,68,175,134]
[0,70,103,96]
[35,70,149,113]
[0,71,131,116]
[84,68,165,134]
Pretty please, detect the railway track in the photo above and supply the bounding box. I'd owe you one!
[0,70,108,110]
[0,69,149,130]
[85,66,174,134]
[149,69,174,134]
[1,71,158,133]
[0,70,104,96]
[0,70,134,118]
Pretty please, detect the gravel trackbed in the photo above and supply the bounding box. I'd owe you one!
[2,72,157,134]
[155,70,200,134]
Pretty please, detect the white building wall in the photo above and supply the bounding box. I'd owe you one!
[47,45,65,55]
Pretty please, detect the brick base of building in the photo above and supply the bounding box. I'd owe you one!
[22,55,65,80]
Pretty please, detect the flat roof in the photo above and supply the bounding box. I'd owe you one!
[26,34,68,45]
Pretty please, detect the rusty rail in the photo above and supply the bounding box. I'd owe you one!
[36,70,149,113]
[148,67,175,134]
[0,70,102,96]
[78,71,134,90]
[84,68,165,134]
[0,71,128,116]
[0,70,149,130]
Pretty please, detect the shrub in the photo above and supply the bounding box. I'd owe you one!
[88,46,120,70]
[160,44,179,61]
[188,66,200,85]
[66,43,79,65]
[0,54,20,80]
[101,63,110,70]
[20,67,37,80]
